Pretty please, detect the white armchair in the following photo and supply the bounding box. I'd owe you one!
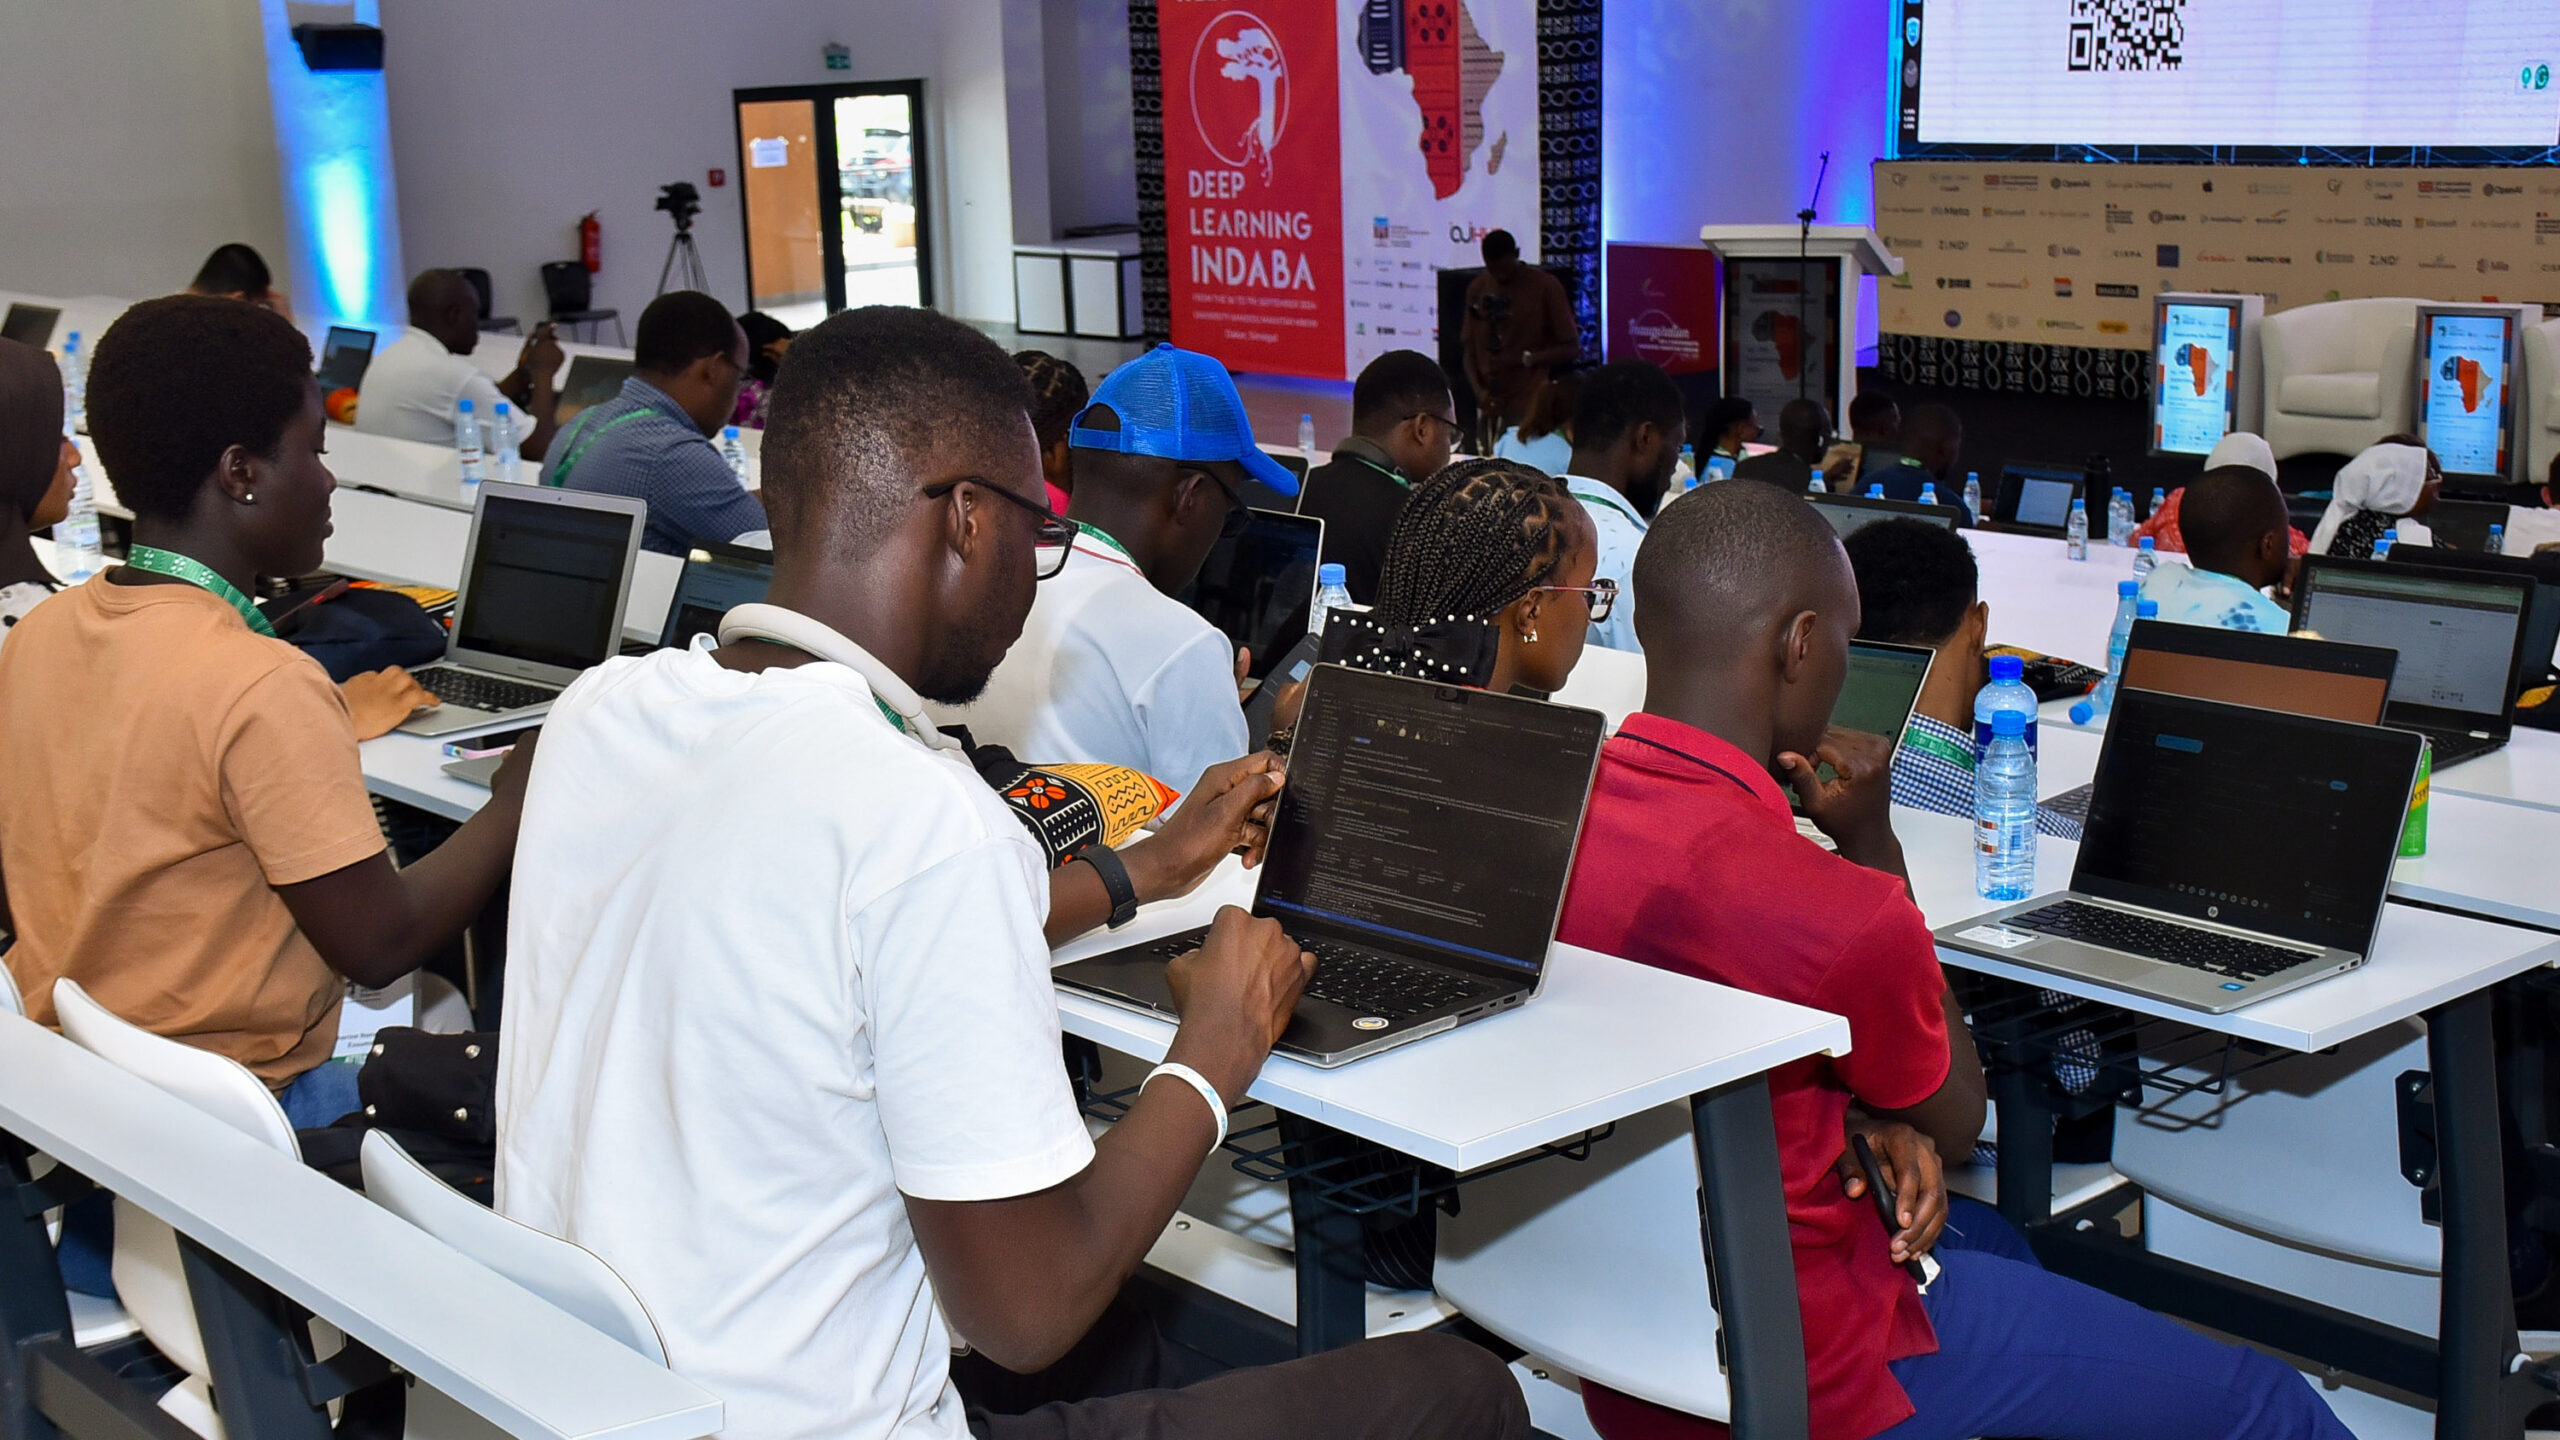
[2259,298,2421,461]
[2520,315,2560,489]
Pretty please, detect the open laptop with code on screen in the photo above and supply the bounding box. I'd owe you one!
[1054,664,1605,1067]
[2288,555,2534,770]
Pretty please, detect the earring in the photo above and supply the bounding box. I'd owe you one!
[242,493,256,504]
[1522,625,1539,644]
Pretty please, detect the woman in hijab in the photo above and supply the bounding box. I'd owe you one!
[2312,438,2440,559]
[2134,431,2310,558]
[0,338,78,649]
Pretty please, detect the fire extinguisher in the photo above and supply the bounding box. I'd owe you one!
[579,211,601,273]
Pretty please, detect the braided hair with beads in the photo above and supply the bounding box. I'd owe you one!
[1014,350,1091,454]
[1372,457,1585,627]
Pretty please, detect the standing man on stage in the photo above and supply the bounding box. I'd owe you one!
[1461,230,1579,448]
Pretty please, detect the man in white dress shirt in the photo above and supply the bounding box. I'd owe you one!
[353,269,562,460]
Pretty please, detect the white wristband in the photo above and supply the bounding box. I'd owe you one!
[1144,1062,1229,1154]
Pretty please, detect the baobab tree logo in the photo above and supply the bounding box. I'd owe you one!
[1190,11,1289,183]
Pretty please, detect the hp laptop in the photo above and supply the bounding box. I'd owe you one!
[397,484,647,736]
[557,355,636,416]
[1993,462,2085,537]
[1178,508,1324,684]
[2386,544,2560,698]
[1938,689,2421,1014]
[1,304,58,349]
[1055,664,1605,1066]
[2289,555,2535,769]
[315,325,376,392]
[1808,493,1962,538]
[659,540,775,648]
[1794,639,1935,818]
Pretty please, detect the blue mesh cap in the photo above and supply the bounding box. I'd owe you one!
[1069,346,1299,497]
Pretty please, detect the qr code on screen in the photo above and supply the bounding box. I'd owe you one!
[2067,0,2185,71]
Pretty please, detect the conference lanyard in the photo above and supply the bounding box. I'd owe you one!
[123,546,275,638]
[1569,480,1645,531]
[1900,723,1976,773]
[1074,522,1142,572]
[1345,452,1408,490]
[545,407,648,488]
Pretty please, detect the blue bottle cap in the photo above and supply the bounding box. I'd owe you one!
[2138,536,2154,551]
[2068,700,2094,725]
[1318,562,1346,586]
[2137,600,2159,618]
[2118,579,2139,596]
[1989,653,2024,682]
[457,399,474,411]
[1992,709,2029,737]
[2070,496,2086,509]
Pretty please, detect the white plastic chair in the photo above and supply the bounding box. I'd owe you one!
[0,964,23,1018]
[53,978,299,1439]
[2520,315,2560,489]
[2259,298,2421,461]
[1549,644,1647,734]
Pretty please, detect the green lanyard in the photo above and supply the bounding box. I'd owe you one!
[1074,521,1139,567]
[545,407,648,488]
[1901,722,1976,772]
[1345,452,1409,490]
[124,546,275,638]
[1570,480,1645,530]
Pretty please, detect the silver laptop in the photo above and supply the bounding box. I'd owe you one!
[1055,664,1606,1066]
[1936,688,2421,1014]
[397,484,646,736]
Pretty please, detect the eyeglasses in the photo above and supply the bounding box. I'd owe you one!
[1186,467,1255,539]
[1409,410,1459,436]
[920,477,1077,580]
[1534,577,1618,622]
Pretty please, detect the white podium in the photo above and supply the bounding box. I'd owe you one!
[1698,225,1901,427]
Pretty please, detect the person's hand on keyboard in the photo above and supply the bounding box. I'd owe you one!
[1163,906,1314,1105]
[341,667,439,741]
[1778,725,1904,877]
[1126,753,1287,906]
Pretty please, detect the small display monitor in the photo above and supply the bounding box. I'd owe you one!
[2415,306,2521,482]
[558,355,636,417]
[315,326,376,392]
[1,304,59,349]
[2151,297,2244,457]
[1178,508,1323,682]
[1994,462,2085,535]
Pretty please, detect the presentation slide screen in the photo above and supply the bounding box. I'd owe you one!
[2152,300,2240,457]
[1903,2,2560,149]
[2419,312,2516,479]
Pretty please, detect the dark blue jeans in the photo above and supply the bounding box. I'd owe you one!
[1878,1197,2355,1440]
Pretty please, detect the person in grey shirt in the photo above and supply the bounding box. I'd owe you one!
[549,291,763,555]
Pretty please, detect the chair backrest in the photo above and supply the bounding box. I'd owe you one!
[540,261,592,315]
[52,979,297,1156]
[1433,1102,1729,1422]
[1549,643,1646,734]
[2263,297,2419,374]
[360,1131,666,1364]
[455,268,496,323]
[0,964,22,1019]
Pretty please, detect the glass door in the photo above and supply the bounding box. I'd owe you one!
[734,81,931,323]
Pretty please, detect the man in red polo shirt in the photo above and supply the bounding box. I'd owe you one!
[1558,481,2352,1440]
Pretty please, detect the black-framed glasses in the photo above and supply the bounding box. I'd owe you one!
[1409,409,1459,436]
[1185,467,1255,539]
[1535,576,1618,622]
[921,477,1076,580]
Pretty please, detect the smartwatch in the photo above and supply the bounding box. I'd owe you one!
[1073,844,1141,929]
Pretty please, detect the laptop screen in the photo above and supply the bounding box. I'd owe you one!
[660,544,775,648]
[1830,640,1936,739]
[315,326,375,392]
[2117,621,2394,724]
[2292,560,2528,724]
[1,304,58,348]
[1180,509,1322,682]
[559,355,635,414]
[2004,466,2081,529]
[454,491,638,670]
[2386,544,2560,696]
[1259,667,1603,976]
[1810,495,1959,538]
[2075,689,2418,955]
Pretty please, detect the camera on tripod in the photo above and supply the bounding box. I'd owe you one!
[655,182,702,231]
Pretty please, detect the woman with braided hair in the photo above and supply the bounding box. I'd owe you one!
[1014,349,1090,512]
[1324,455,1607,695]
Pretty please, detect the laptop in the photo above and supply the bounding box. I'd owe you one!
[397,484,648,736]
[1,304,58,349]
[314,326,376,392]
[658,540,776,649]
[1794,639,1934,818]
[2289,555,2535,769]
[1178,509,1324,683]
[557,355,635,415]
[2386,544,2560,697]
[1937,689,2421,1013]
[1993,461,2085,536]
[1809,492,1962,537]
[2423,499,2509,555]
[1246,452,1309,512]
[1054,664,1606,1066]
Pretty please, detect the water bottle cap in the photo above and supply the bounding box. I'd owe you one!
[2068,701,2095,725]
[2138,536,2154,551]
[1867,484,1884,498]
[724,425,741,439]
[2492,523,2505,536]
[1317,563,1346,586]
[2118,579,2138,596]
[457,399,474,411]
[1988,653,2023,681]
[1992,709,2029,737]
[1966,471,1979,483]
[2136,600,2159,617]
[494,401,511,414]
[1300,412,1313,422]
[2070,496,2086,510]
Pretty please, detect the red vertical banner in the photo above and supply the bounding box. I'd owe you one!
[1161,4,1345,379]
[1603,243,1721,376]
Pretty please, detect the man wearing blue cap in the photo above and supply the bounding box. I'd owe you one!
[935,347,1298,800]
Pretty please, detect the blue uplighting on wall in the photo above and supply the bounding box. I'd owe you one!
[258,0,404,333]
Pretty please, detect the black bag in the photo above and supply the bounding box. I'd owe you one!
[296,1027,500,1203]
[267,586,448,682]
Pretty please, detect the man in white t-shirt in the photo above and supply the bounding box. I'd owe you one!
[354,269,563,460]
[1558,361,1686,654]
[935,347,1298,802]
[496,306,1526,1440]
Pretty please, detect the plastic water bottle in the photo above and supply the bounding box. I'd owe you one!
[1975,708,2038,902]
[1298,413,1316,457]
[2065,497,2089,560]
[2072,584,2145,723]
[2110,488,2134,546]
[1311,563,1353,633]
[2133,536,2158,576]
[2487,523,2505,556]
[721,425,750,483]
[454,399,483,484]
[53,453,102,581]
[1676,444,1697,491]
[59,333,85,432]
[1919,481,1940,506]
[489,402,520,487]
[1867,482,1886,499]
[2373,533,2395,562]
[1962,470,1982,524]
[1975,652,2041,760]
[2149,486,2167,522]
[1705,454,1736,484]
[1807,465,1826,495]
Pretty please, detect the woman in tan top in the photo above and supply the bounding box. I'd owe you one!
[0,295,533,1129]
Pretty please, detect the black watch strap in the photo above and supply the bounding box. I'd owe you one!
[1074,844,1142,929]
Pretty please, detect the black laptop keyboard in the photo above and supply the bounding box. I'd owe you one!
[408,665,561,714]
[1146,933,1496,1018]
[2423,728,2503,770]
[2007,900,2316,982]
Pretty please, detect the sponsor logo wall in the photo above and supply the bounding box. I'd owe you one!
[1875,161,2560,356]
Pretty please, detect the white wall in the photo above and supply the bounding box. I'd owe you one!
[379,0,1020,328]
[1040,0,1138,238]
[0,0,287,303]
